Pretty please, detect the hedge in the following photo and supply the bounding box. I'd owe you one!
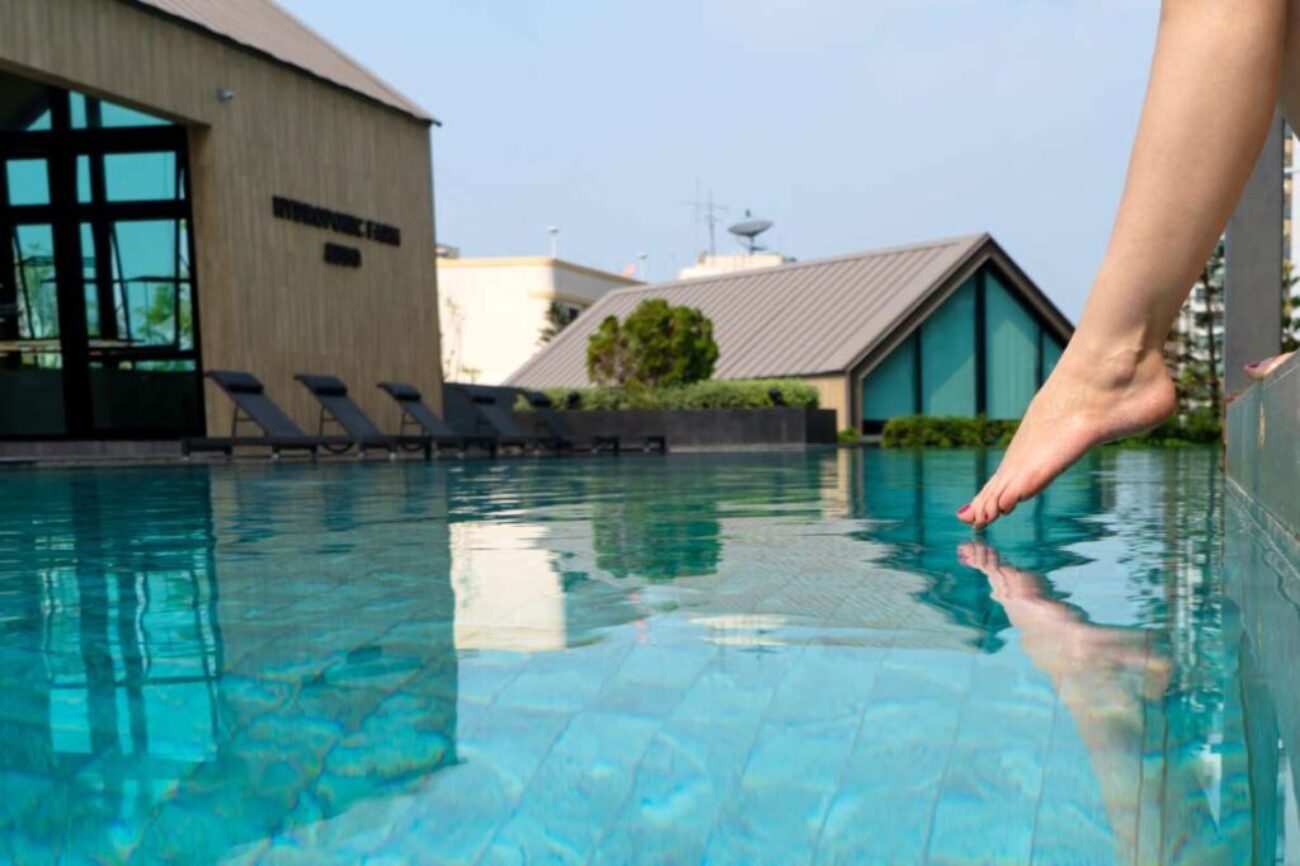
[521,379,819,412]
[881,413,1223,449]
[881,416,1019,449]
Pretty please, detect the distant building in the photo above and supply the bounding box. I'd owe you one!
[509,234,1074,432]
[437,254,640,384]
[678,252,792,280]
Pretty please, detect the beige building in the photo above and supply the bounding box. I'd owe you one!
[0,0,442,442]
[437,253,638,384]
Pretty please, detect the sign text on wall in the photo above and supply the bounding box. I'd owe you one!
[272,195,402,247]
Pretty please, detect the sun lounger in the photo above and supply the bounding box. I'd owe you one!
[183,370,350,459]
[294,374,431,459]
[527,391,668,454]
[377,382,498,456]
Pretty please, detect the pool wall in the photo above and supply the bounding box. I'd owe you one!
[1226,353,1300,539]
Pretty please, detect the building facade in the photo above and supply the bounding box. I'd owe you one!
[508,234,1074,432]
[0,0,442,442]
[437,254,638,385]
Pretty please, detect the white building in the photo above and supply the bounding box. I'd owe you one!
[677,251,792,280]
[437,253,639,384]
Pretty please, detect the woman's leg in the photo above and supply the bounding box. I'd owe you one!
[961,0,1288,529]
[1248,0,1300,381]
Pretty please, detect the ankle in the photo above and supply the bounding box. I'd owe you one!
[1057,339,1164,390]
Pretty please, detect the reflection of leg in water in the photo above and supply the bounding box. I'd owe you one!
[958,542,1173,863]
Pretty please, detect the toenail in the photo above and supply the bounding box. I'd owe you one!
[958,504,971,515]
[1246,361,1260,369]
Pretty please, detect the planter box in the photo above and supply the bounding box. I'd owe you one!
[516,407,837,450]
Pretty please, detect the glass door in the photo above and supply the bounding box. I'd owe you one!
[0,72,203,439]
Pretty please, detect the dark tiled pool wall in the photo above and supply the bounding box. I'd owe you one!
[1226,353,1300,539]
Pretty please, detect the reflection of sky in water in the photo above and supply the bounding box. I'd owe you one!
[0,449,1294,864]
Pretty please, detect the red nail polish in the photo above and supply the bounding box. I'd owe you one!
[958,504,971,515]
[1247,361,1261,369]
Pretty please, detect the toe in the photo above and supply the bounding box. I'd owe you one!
[976,479,1009,528]
[1245,351,1296,380]
[996,484,1022,518]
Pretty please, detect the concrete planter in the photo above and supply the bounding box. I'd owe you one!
[516,407,837,450]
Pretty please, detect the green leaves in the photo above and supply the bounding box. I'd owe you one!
[586,299,719,388]
[535,379,819,412]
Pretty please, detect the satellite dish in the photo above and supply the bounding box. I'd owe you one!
[728,212,774,253]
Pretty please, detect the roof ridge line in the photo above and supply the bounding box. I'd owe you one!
[600,232,991,299]
[260,0,435,122]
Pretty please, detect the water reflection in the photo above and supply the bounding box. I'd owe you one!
[0,466,460,862]
[0,449,1296,863]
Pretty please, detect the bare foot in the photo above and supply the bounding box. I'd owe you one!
[957,344,1176,529]
[1245,351,1296,381]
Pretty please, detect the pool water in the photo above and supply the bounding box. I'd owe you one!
[1,448,1296,864]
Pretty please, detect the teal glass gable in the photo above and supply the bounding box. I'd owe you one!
[921,280,976,415]
[863,333,917,421]
[1042,330,1064,380]
[858,264,1070,429]
[985,272,1039,420]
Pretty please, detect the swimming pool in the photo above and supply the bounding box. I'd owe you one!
[0,448,1295,864]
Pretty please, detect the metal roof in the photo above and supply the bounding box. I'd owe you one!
[509,234,1055,388]
[130,0,434,123]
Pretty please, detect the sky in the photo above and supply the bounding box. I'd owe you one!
[278,0,1160,321]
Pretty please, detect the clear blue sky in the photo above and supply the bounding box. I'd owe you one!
[278,0,1159,321]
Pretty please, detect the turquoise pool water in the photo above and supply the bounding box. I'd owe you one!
[1,448,1296,864]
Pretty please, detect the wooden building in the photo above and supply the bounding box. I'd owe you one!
[0,0,442,442]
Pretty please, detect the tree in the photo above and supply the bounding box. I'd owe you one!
[586,299,719,388]
[1166,240,1224,427]
[539,301,577,346]
[1284,262,1300,353]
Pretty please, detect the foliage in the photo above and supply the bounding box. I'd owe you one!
[586,299,719,388]
[539,301,577,346]
[1284,261,1300,353]
[881,412,1219,450]
[1105,407,1222,447]
[1165,240,1225,420]
[524,379,818,412]
[881,416,1020,449]
[837,428,861,444]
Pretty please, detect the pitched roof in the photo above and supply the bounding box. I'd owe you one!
[130,0,434,123]
[509,234,1051,388]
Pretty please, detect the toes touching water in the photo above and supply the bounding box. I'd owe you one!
[957,345,1176,530]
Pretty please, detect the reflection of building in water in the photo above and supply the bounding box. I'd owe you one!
[452,522,567,651]
[0,465,462,861]
[0,471,222,856]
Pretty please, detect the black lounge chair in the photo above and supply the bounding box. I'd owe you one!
[294,374,431,459]
[524,392,618,454]
[183,370,350,459]
[377,381,497,456]
[529,391,668,454]
[443,384,552,453]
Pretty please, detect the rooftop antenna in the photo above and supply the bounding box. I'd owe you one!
[728,210,774,254]
[685,183,728,257]
[547,225,560,259]
[637,252,649,282]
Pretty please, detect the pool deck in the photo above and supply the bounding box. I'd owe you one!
[1226,353,1300,541]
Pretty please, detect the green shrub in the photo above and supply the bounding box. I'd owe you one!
[526,379,818,412]
[881,416,1020,449]
[837,428,861,445]
[587,299,719,388]
[1106,409,1222,448]
[882,413,1223,449]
